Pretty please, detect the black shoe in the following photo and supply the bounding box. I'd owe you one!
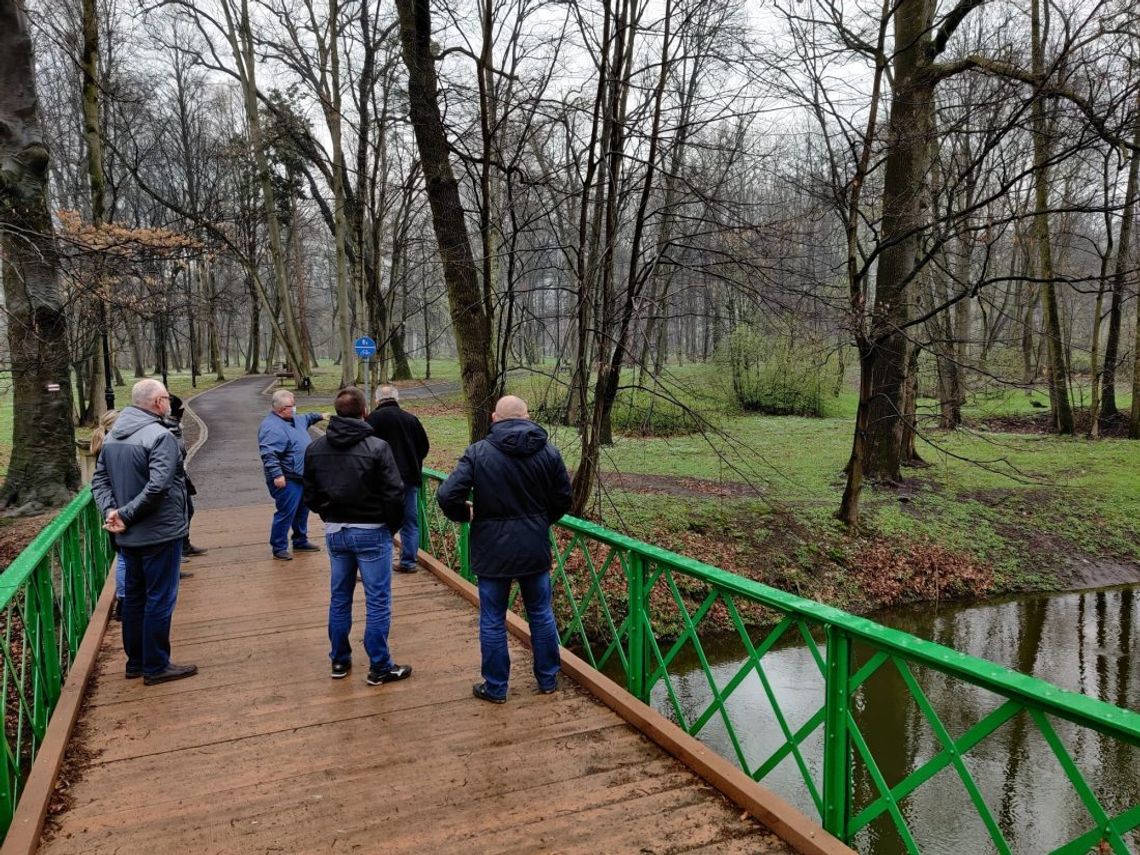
[143,663,199,685]
[179,571,194,579]
[111,598,122,622]
[367,664,412,686]
[293,542,321,553]
[125,668,142,679]
[273,550,293,561]
[183,543,208,557]
[331,661,351,679]
[538,683,558,695]
[395,565,418,574]
[472,682,506,704]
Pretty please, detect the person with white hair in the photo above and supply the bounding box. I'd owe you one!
[92,379,197,685]
[257,387,326,560]
[366,384,430,573]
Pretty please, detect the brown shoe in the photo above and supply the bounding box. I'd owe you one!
[143,663,199,685]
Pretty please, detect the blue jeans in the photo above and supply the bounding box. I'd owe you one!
[398,486,420,569]
[326,527,394,671]
[120,539,182,676]
[477,572,560,699]
[114,551,127,599]
[267,478,310,553]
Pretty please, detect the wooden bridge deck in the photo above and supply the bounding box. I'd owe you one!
[39,505,793,854]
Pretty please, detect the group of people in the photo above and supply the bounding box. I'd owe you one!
[93,376,573,703]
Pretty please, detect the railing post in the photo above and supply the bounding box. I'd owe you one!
[34,557,62,725]
[822,625,853,843]
[626,551,649,703]
[417,475,430,553]
[458,521,471,581]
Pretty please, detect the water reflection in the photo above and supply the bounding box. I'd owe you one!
[646,585,1140,854]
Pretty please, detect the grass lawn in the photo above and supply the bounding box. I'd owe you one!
[0,369,233,478]
[394,360,1140,614]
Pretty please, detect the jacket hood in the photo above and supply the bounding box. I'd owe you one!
[487,418,548,457]
[110,406,162,440]
[325,415,375,449]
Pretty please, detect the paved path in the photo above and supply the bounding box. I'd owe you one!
[186,375,457,511]
[40,505,787,853]
[184,375,277,510]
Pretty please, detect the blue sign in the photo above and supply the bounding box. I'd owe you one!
[354,336,377,359]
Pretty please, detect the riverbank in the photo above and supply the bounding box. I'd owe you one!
[390,363,1140,629]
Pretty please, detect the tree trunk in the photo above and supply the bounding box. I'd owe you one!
[1030,0,1073,434]
[0,0,81,509]
[1100,98,1140,421]
[391,324,412,380]
[1130,307,1140,437]
[245,272,261,374]
[394,0,494,442]
[82,0,110,420]
[838,0,934,526]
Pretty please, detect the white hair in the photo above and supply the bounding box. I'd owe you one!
[376,385,399,403]
[131,378,165,407]
[271,388,295,409]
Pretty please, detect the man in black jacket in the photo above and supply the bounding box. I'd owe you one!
[303,387,413,686]
[437,395,572,703]
[366,385,430,573]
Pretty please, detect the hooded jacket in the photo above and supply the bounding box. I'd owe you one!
[302,416,405,531]
[366,401,430,487]
[436,419,572,578]
[91,406,188,547]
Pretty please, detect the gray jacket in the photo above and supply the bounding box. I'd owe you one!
[92,406,189,547]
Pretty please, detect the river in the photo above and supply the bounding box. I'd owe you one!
[645,584,1139,854]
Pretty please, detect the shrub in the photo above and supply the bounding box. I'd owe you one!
[609,387,700,436]
[724,325,834,417]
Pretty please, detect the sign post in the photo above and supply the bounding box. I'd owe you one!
[353,336,377,409]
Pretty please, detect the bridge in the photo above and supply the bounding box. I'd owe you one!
[0,376,1137,853]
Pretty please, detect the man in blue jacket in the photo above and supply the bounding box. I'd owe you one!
[437,396,572,703]
[92,379,197,685]
[258,388,326,560]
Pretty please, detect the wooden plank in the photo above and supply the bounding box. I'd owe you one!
[416,548,855,855]
[34,505,819,854]
[3,567,117,855]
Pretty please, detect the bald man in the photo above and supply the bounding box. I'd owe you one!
[437,396,572,703]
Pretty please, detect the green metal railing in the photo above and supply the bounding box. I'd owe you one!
[0,488,112,837]
[418,468,1140,854]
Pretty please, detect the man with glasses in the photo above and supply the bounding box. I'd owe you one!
[92,379,197,685]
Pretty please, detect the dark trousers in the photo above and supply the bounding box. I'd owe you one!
[121,539,183,676]
[183,493,196,549]
[267,479,309,553]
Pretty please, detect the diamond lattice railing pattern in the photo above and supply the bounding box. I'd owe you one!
[420,469,1140,854]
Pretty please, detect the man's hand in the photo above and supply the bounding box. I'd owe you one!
[273,475,286,489]
[320,412,330,421]
[103,509,126,534]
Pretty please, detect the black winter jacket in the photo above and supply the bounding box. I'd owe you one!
[436,419,572,578]
[366,401,430,487]
[302,417,405,531]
